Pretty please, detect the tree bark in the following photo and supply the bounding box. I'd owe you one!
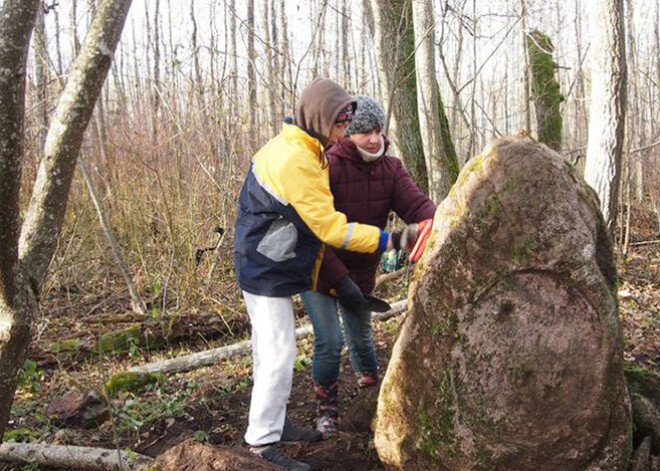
[229,0,238,109]
[341,0,351,88]
[247,0,257,149]
[369,0,429,193]
[527,30,563,151]
[189,0,207,123]
[276,0,293,112]
[152,0,161,142]
[0,0,44,440]
[53,6,64,77]
[520,0,531,135]
[261,0,278,137]
[19,0,134,288]
[584,0,627,237]
[34,1,50,150]
[412,0,459,201]
[573,0,587,173]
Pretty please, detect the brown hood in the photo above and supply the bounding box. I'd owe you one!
[295,78,355,148]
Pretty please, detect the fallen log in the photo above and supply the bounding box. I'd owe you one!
[129,300,408,375]
[374,267,407,290]
[0,442,153,470]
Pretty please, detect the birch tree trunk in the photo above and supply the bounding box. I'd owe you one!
[412,0,458,201]
[584,0,627,237]
[54,6,64,77]
[190,0,207,123]
[261,0,278,137]
[573,0,587,173]
[152,0,161,142]
[624,0,643,201]
[19,0,134,288]
[520,0,532,135]
[247,0,257,149]
[0,0,44,440]
[34,2,50,150]
[229,0,238,108]
[276,0,293,111]
[369,0,429,193]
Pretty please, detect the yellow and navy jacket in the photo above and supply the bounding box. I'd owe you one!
[234,124,389,297]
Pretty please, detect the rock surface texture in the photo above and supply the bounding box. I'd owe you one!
[374,137,631,470]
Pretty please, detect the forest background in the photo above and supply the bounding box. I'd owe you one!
[0,0,658,469]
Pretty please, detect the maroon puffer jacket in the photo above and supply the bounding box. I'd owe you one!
[316,136,437,295]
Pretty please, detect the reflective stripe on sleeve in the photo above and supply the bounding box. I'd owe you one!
[341,222,356,249]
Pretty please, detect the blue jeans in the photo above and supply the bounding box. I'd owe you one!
[300,290,378,386]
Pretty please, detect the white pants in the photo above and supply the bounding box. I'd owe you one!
[243,291,296,446]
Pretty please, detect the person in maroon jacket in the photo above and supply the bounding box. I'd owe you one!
[300,96,437,434]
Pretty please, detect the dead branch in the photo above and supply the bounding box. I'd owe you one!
[629,239,660,247]
[374,268,407,290]
[0,442,153,470]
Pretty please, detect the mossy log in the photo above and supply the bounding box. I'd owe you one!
[32,312,248,366]
[103,371,162,398]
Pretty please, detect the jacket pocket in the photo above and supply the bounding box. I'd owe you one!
[257,217,298,262]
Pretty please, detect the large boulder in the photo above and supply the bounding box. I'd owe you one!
[374,137,631,470]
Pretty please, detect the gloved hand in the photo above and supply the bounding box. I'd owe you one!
[391,219,433,262]
[334,276,366,312]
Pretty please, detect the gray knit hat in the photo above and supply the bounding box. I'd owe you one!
[345,96,385,135]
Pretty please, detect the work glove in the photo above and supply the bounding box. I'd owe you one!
[391,218,434,263]
[334,276,366,312]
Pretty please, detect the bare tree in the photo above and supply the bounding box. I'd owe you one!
[341,0,351,88]
[247,0,257,149]
[19,0,134,286]
[190,0,206,122]
[276,0,293,111]
[53,4,64,77]
[261,0,278,136]
[412,0,459,200]
[152,0,161,142]
[520,0,531,135]
[0,0,47,438]
[584,0,627,236]
[229,0,238,108]
[34,1,49,149]
[369,0,429,192]
[573,0,587,169]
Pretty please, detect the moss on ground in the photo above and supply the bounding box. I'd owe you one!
[104,371,163,398]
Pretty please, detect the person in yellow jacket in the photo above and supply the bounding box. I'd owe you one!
[234,78,392,471]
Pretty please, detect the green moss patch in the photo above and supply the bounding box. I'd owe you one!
[104,371,163,398]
